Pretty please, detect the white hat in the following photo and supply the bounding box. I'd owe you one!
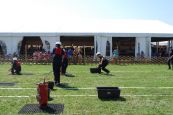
[55,41,61,45]
[96,52,101,56]
[13,57,17,60]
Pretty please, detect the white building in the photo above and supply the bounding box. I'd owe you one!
[0,19,173,57]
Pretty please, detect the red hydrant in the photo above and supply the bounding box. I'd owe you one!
[36,80,48,109]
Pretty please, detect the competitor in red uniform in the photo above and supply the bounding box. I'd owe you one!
[52,42,64,86]
[11,57,22,75]
[61,48,68,75]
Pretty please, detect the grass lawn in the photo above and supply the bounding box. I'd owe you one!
[0,64,173,115]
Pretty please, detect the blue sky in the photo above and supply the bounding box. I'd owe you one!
[62,0,173,25]
[0,0,173,29]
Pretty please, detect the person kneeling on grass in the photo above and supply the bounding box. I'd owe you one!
[96,52,110,74]
[11,57,22,75]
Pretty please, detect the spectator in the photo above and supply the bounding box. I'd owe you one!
[73,46,78,64]
[67,48,73,63]
[112,48,119,64]
[78,47,83,64]
[141,51,145,58]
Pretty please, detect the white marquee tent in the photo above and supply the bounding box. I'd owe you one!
[0,19,173,57]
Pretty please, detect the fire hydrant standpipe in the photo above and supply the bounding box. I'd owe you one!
[36,79,48,109]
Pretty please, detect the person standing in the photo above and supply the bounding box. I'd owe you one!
[73,46,78,64]
[78,47,83,64]
[62,48,68,75]
[96,52,110,74]
[168,49,173,69]
[112,48,119,64]
[67,48,73,63]
[52,42,64,85]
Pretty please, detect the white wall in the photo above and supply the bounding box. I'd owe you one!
[0,35,61,55]
[46,36,60,52]
[135,37,151,57]
[0,36,23,55]
[40,36,59,52]
[94,35,112,57]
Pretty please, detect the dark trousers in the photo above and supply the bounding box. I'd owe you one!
[53,60,62,84]
[98,62,110,73]
[62,59,68,74]
[168,59,173,69]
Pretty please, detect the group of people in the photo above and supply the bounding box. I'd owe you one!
[32,51,51,62]
[10,42,173,86]
[10,41,110,86]
[52,42,110,85]
[65,46,83,65]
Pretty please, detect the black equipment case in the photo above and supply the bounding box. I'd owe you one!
[90,68,100,73]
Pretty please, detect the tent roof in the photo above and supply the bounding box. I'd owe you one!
[1,19,173,35]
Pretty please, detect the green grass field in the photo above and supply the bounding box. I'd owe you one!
[0,64,173,115]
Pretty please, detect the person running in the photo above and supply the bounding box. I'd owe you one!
[96,52,110,74]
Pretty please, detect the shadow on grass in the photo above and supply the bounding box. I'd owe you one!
[100,73,115,76]
[8,73,34,76]
[22,73,34,76]
[56,83,79,90]
[91,72,115,76]
[64,73,75,77]
[0,82,16,86]
[51,88,57,91]
[48,97,54,101]
[99,96,126,101]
